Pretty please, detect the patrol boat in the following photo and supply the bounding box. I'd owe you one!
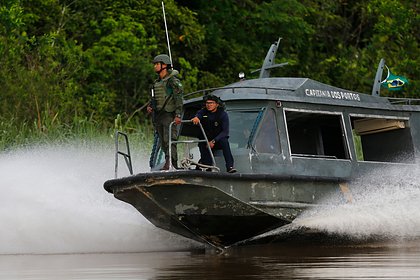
[104,39,420,250]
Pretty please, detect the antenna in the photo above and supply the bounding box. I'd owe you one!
[251,38,288,78]
[162,1,173,66]
[372,58,385,96]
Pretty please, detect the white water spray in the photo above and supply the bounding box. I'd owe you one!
[0,141,198,255]
[294,164,420,240]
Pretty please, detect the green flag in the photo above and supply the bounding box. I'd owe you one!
[381,67,409,91]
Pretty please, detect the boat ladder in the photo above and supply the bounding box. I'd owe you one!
[114,130,133,178]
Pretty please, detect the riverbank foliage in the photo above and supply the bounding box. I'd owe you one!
[1,0,418,148]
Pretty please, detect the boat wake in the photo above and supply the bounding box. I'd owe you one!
[4,142,418,253]
[0,141,200,255]
[247,164,420,244]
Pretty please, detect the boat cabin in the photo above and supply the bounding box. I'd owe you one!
[159,77,420,180]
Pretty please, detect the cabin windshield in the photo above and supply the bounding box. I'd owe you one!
[228,110,262,149]
[285,110,350,160]
[254,109,281,154]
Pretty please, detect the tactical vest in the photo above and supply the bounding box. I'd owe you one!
[153,70,179,113]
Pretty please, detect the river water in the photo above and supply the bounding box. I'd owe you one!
[1,142,420,279]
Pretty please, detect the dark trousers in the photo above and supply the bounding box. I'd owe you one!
[198,137,234,169]
[155,111,178,165]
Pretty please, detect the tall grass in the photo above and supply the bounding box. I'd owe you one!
[0,114,155,152]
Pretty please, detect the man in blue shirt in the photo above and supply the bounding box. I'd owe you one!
[191,95,237,173]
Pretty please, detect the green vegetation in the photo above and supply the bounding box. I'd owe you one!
[1,0,418,148]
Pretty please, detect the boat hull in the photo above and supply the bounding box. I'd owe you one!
[104,171,346,249]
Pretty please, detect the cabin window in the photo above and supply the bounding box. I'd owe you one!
[254,109,281,154]
[351,116,414,163]
[285,110,349,159]
[228,110,261,149]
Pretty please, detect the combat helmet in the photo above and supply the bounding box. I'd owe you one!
[153,54,172,66]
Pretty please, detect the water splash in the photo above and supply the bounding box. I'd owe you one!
[0,141,199,255]
[295,164,420,240]
[242,164,420,245]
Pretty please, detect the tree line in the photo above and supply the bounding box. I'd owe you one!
[0,0,418,138]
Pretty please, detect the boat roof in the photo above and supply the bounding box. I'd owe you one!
[185,77,420,111]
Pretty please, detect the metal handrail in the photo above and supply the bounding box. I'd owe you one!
[184,86,420,106]
[168,120,218,171]
[183,85,294,100]
[114,130,133,178]
[387,97,420,105]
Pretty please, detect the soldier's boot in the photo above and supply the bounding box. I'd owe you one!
[160,157,170,170]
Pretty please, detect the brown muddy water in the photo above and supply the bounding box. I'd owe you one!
[1,144,420,279]
[1,240,420,279]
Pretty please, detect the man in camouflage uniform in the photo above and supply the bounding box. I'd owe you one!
[147,54,184,170]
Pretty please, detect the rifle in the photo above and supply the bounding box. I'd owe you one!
[149,86,157,125]
[149,86,161,168]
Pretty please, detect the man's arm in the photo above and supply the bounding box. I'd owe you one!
[191,109,204,125]
[213,112,229,142]
[168,77,184,117]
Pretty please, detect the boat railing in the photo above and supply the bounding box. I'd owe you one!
[387,97,420,105]
[114,130,133,179]
[184,85,294,100]
[185,86,420,106]
[168,120,219,171]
